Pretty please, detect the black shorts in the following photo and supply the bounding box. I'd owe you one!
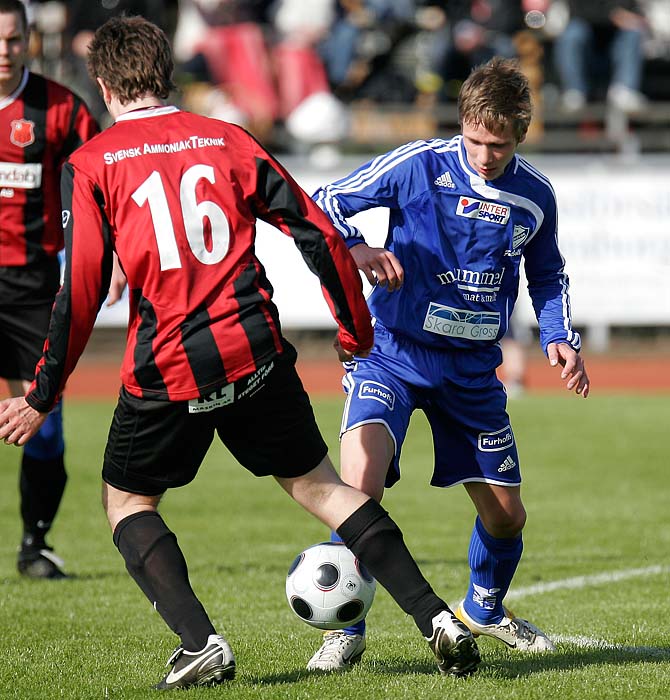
[0,302,53,381]
[102,344,329,495]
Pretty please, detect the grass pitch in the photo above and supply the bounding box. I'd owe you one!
[1,394,668,699]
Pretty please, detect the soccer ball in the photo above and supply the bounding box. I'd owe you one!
[285,542,376,630]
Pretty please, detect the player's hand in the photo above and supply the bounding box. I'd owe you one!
[350,243,404,291]
[547,342,590,398]
[107,252,127,306]
[0,397,48,446]
[333,336,372,363]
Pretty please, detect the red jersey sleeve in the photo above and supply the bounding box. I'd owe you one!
[25,161,114,411]
[249,138,373,355]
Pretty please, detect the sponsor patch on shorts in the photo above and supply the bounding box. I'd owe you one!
[358,381,395,410]
[478,425,514,452]
[188,384,234,413]
[187,360,276,413]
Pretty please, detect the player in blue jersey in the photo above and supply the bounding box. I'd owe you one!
[307,56,590,671]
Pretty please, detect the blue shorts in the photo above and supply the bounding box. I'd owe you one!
[340,324,520,489]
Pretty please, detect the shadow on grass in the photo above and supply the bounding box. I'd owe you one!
[242,644,670,686]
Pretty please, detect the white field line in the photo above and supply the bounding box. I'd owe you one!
[505,564,670,600]
[552,635,670,658]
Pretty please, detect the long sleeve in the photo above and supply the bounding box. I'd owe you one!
[26,162,114,411]
[251,142,373,354]
[523,195,581,354]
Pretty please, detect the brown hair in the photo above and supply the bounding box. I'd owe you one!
[0,0,28,33]
[458,57,532,142]
[87,16,176,105]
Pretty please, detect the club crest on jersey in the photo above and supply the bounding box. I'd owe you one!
[512,224,530,249]
[456,197,510,225]
[10,119,35,147]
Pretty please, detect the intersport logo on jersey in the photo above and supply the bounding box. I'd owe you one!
[456,197,510,225]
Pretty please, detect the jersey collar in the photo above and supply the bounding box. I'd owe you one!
[115,105,180,122]
[0,67,29,112]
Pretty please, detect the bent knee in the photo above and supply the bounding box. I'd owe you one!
[480,506,527,539]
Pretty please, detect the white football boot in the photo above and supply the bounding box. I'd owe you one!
[307,631,366,672]
[455,602,556,652]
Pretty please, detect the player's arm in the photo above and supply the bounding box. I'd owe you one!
[312,146,413,291]
[250,141,373,356]
[523,195,589,397]
[26,162,114,415]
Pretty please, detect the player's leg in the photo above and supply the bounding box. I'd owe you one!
[456,481,554,651]
[103,388,235,689]
[219,344,479,677]
[15,376,68,578]
[430,359,554,653]
[12,378,68,579]
[306,423,392,670]
[2,292,69,578]
[276,459,480,676]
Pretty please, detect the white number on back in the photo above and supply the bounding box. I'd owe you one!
[131,165,230,271]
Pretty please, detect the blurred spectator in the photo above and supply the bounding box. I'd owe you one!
[174,0,347,148]
[553,0,649,113]
[272,0,349,146]
[63,0,168,123]
[174,0,277,140]
[317,1,416,101]
[414,1,526,104]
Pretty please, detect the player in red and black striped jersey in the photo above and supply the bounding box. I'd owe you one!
[0,16,480,688]
[0,0,98,579]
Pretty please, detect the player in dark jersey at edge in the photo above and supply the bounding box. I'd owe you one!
[0,16,481,690]
[0,0,98,578]
[306,57,591,671]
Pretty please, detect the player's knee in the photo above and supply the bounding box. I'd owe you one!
[480,505,526,538]
[23,403,65,460]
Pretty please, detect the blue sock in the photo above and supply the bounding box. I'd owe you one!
[463,516,523,625]
[331,530,366,636]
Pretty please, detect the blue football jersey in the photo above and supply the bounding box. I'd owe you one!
[314,135,581,356]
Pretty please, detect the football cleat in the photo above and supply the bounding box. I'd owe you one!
[426,610,481,676]
[455,602,556,652]
[155,634,236,690]
[17,545,67,579]
[307,631,366,672]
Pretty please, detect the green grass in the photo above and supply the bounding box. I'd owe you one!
[1,394,669,699]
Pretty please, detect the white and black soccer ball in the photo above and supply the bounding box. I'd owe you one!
[286,542,376,630]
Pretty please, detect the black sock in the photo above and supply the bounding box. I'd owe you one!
[20,453,67,546]
[113,511,216,651]
[337,499,447,638]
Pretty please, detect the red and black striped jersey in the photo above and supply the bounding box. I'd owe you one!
[27,106,373,409]
[0,69,98,268]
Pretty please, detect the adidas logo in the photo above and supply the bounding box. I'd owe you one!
[434,171,455,188]
[498,455,516,472]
